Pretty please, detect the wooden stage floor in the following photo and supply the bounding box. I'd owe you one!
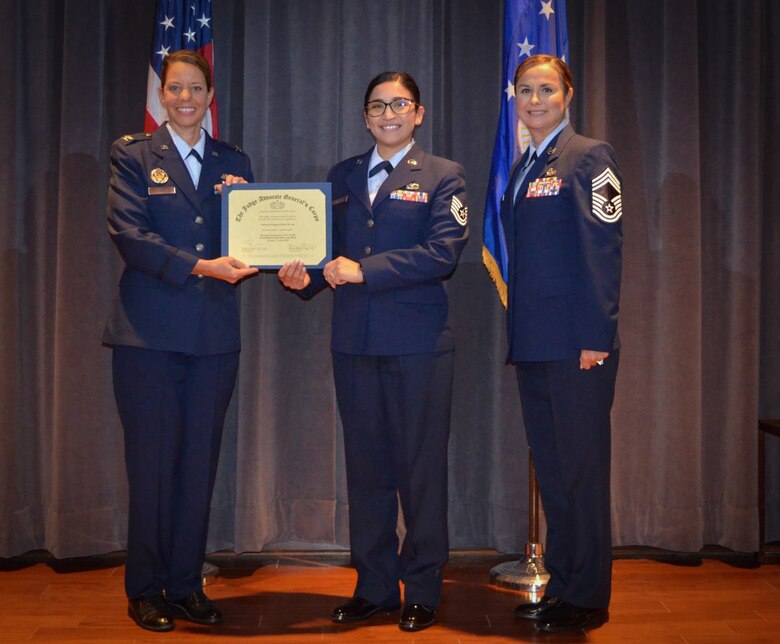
[1,552,778,642]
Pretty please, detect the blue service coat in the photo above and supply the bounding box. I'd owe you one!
[103,125,253,355]
[302,144,469,355]
[501,125,622,362]
[502,124,623,609]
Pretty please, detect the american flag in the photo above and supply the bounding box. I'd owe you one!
[145,0,218,137]
[482,0,568,307]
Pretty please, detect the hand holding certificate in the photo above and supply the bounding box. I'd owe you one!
[221,183,332,268]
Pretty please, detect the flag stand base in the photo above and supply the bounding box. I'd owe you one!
[202,561,219,587]
[489,542,550,591]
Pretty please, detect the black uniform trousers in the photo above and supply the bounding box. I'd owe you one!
[515,350,619,610]
[112,346,239,600]
[332,350,453,608]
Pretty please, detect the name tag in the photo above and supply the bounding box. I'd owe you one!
[526,177,562,198]
[390,189,429,203]
[148,186,177,196]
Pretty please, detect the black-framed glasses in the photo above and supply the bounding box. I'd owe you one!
[365,98,416,117]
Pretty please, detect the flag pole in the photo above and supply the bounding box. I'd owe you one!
[489,450,550,592]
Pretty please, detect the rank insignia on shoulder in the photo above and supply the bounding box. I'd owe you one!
[405,182,420,191]
[150,168,169,184]
[120,133,150,145]
[450,195,468,226]
[545,167,557,177]
[390,189,429,203]
[591,166,622,223]
[526,177,562,198]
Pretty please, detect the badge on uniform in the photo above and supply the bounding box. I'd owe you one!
[390,189,429,203]
[591,166,622,222]
[450,195,468,226]
[526,176,562,198]
[148,186,176,196]
[150,168,169,184]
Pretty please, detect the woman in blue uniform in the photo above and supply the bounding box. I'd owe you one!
[279,71,469,632]
[104,49,257,632]
[503,55,622,633]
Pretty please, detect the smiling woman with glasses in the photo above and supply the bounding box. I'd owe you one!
[364,97,417,117]
[278,71,469,633]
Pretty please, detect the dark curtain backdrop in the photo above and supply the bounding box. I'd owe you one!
[1,0,777,559]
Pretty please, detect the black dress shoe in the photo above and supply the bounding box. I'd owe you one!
[128,593,175,632]
[535,601,608,632]
[399,603,437,632]
[167,590,223,625]
[514,595,561,620]
[331,596,400,623]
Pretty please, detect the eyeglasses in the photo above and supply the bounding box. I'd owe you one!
[365,98,417,117]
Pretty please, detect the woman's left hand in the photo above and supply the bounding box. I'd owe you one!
[580,349,609,370]
[324,256,363,288]
[213,174,248,195]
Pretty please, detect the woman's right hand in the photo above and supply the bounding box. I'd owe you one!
[278,260,311,290]
[193,256,258,284]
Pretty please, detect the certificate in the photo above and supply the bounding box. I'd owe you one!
[221,182,332,268]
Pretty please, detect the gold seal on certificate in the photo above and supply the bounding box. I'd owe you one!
[221,183,332,268]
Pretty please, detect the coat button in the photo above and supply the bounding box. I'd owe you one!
[366,219,374,228]
[195,243,205,252]
[194,215,204,224]
[364,246,372,255]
